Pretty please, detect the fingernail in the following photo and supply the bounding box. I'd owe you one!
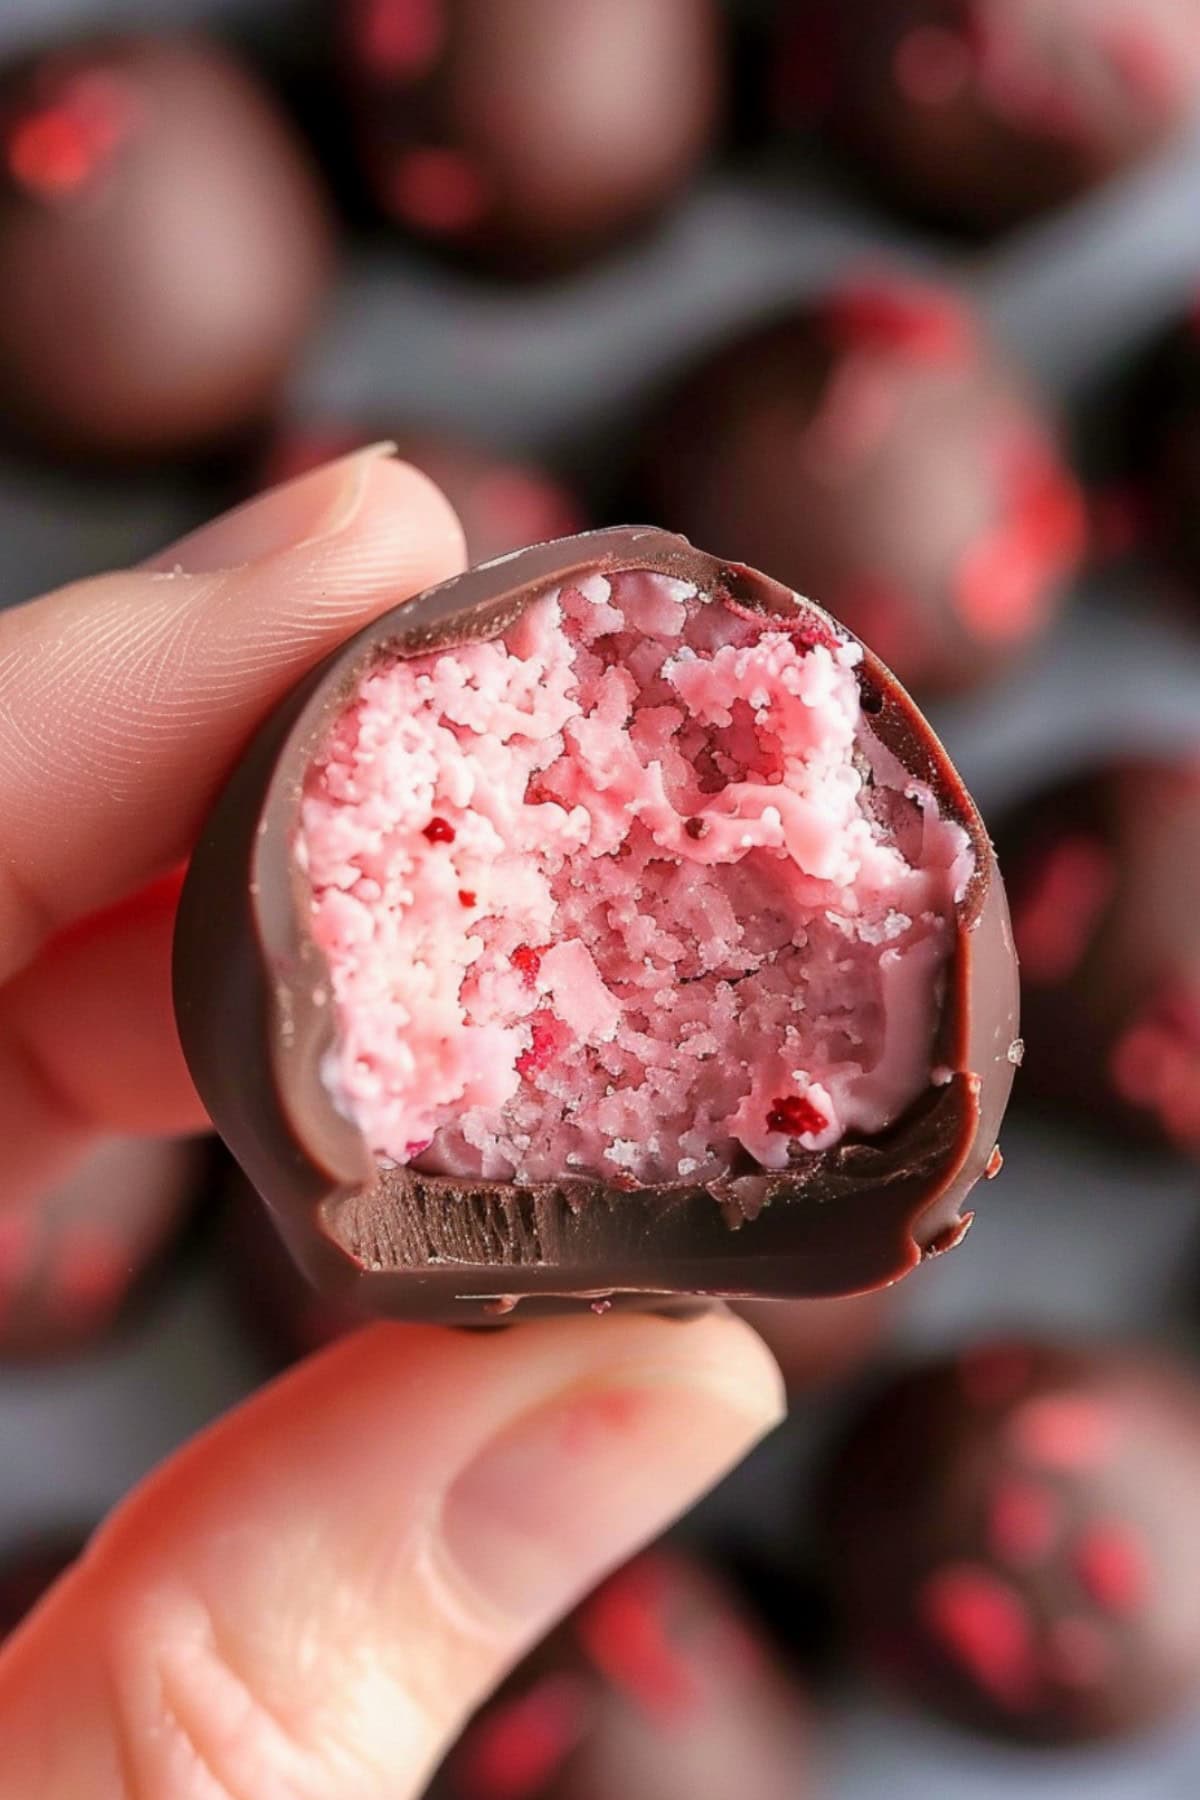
[440,1340,782,1625]
[144,442,397,575]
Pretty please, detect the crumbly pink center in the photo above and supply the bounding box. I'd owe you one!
[297,570,972,1186]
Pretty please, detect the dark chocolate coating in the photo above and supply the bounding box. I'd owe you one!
[340,0,723,274]
[637,278,1084,698]
[428,1551,808,1800]
[1129,308,1200,609]
[0,36,333,457]
[173,526,1018,1323]
[221,1164,363,1365]
[0,1538,79,1638]
[821,1341,1200,1743]
[774,0,1200,233]
[263,423,586,568]
[999,757,1200,1155]
[0,1136,203,1360]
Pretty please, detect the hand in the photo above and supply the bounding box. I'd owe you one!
[0,449,783,1799]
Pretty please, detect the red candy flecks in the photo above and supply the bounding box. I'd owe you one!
[1073,1523,1151,1616]
[575,1559,700,1721]
[822,281,977,366]
[517,1013,558,1079]
[423,815,456,843]
[455,1674,591,1800]
[1008,1394,1120,1470]
[1109,988,1200,1148]
[353,0,446,82]
[919,1565,1036,1710]
[766,1095,829,1137]
[458,889,477,908]
[511,945,543,985]
[4,71,139,202]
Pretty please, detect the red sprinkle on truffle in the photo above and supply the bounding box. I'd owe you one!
[5,73,137,201]
[766,1095,829,1137]
[388,146,489,232]
[353,0,445,81]
[1009,1396,1118,1470]
[422,815,456,843]
[458,889,477,908]
[511,944,542,985]
[1073,1524,1150,1616]
[1109,989,1200,1148]
[919,1565,1036,1708]
[455,1674,589,1800]
[517,1013,558,1079]
[1012,836,1115,984]
[823,280,976,366]
[576,1560,699,1721]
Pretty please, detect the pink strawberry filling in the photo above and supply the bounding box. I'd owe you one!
[296,569,972,1187]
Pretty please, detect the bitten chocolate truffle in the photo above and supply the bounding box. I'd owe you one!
[999,756,1200,1156]
[774,0,1200,233]
[822,1340,1200,1743]
[0,1136,202,1359]
[174,527,1018,1323]
[263,423,585,567]
[0,35,332,457]
[638,277,1084,698]
[429,1551,808,1800]
[340,0,723,274]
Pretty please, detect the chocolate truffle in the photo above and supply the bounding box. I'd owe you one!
[429,1551,808,1800]
[774,0,1200,233]
[638,278,1084,698]
[999,756,1200,1156]
[174,527,1018,1323]
[0,35,332,458]
[0,1538,78,1638]
[263,423,585,567]
[0,1136,202,1359]
[340,0,723,274]
[822,1340,1200,1743]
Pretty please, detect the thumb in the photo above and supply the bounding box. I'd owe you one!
[0,1312,782,1800]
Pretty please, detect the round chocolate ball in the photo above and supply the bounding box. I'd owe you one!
[340,0,724,274]
[774,0,1200,233]
[0,1136,203,1359]
[998,756,1200,1156]
[430,1551,809,1800]
[822,1340,1200,1744]
[639,276,1084,697]
[0,35,333,458]
[263,423,586,566]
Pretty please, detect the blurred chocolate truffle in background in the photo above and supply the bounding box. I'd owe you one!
[999,757,1200,1157]
[822,1339,1200,1744]
[735,1293,891,1396]
[429,1551,809,1800]
[339,0,724,275]
[773,0,1200,234]
[221,1165,358,1366]
[0,1538,79,1638]
[263,423,585,565]
[0,35,333,458]
[638,275,1084,697]
[0,1137,202,1359]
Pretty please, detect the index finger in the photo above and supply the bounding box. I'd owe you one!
[0,447,465,986]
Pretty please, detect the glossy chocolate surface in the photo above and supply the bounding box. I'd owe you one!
[174,527,1018,1322]
[822,1341,1200,1743]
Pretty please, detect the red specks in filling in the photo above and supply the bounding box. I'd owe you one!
[958,1342,1034,1408]
[511,945,542,985]
[1073,1523,1150,1616]
[455,1675,590,1800]
[517,1013,558,1079]
[919,1565,1036,1710]
[352,0,445,82]
[576,1560,700,1721]
[458,889,477,908]
[893,26,974,106]
[1109,988,1200,1148]
[1009,1395,1119,1470]
[988,1479,1062,1569]
[765,1094,828,1137]
[1012,834,1115,985]
[387,146,489,233]
[422,815,456,843]
[5,72,138,201]
[822,281,977,366]
[787,618,843,655]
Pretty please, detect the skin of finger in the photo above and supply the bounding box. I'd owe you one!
[0,457,465,987]
[0,1315,783,1800]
